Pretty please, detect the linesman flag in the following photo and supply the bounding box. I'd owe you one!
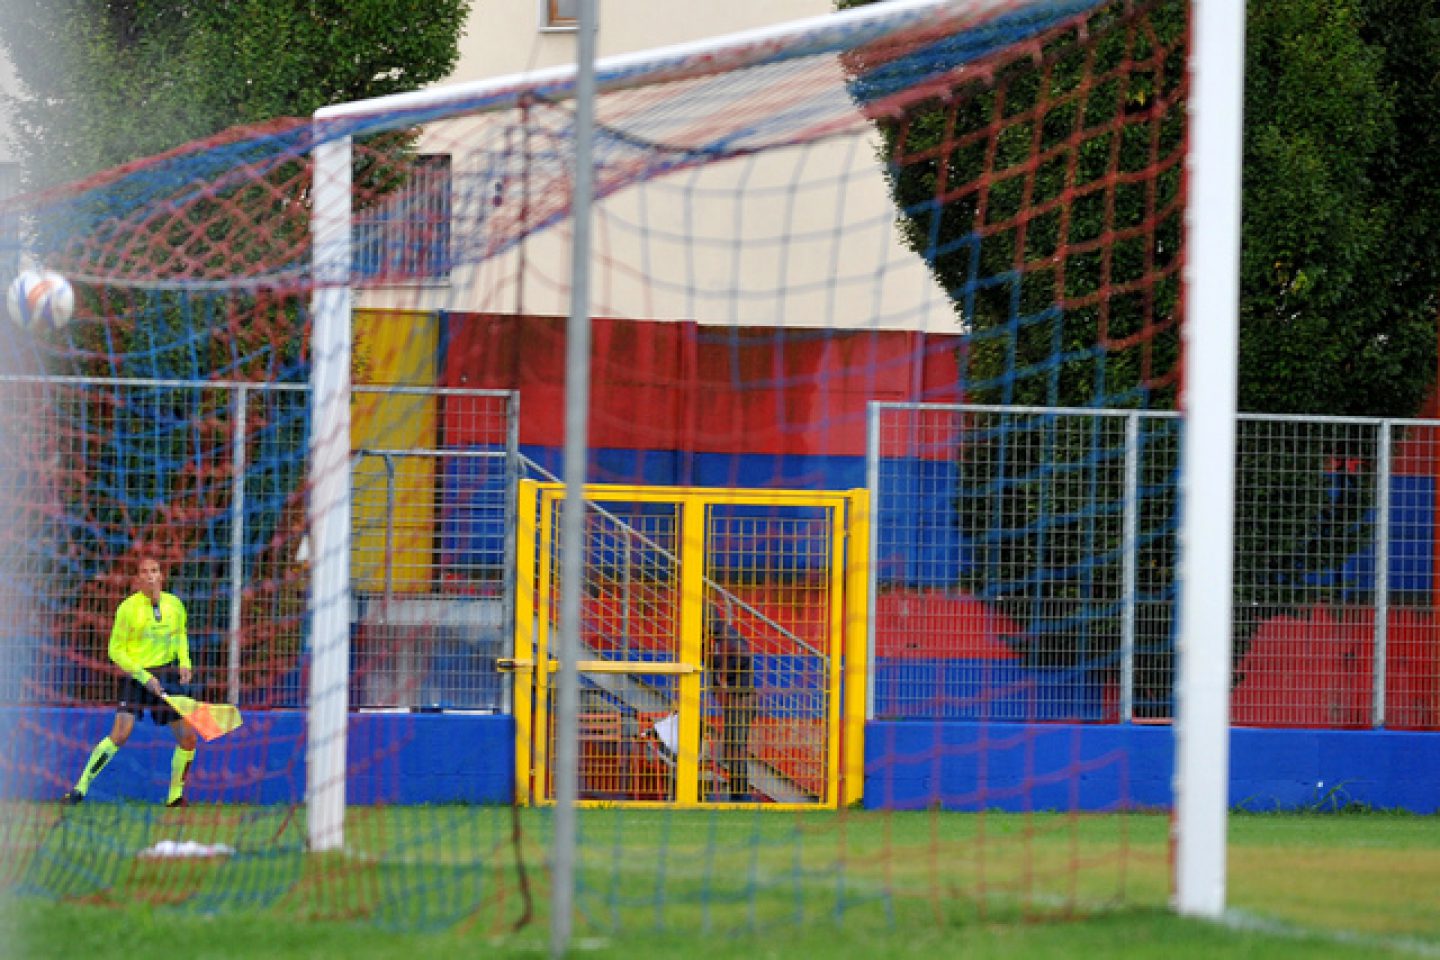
[163,694,244,742]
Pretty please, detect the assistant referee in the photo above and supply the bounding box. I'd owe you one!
[63,553,198,807]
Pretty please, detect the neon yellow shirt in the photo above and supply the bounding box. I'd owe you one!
[108,591,190,685]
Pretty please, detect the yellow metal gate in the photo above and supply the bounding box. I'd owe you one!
[509,481,868,808]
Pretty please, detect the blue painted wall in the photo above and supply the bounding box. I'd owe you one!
[8,709,1436,814]
[4,708,513,806]
[872,660,1108,721]
[865,722,1440,814]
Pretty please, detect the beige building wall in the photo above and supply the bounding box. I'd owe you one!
[360,0,957,334]
[461,0,847,78]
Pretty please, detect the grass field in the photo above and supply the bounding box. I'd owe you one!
[3,806,1437,958]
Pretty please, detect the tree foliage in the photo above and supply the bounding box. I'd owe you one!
[1,0,472,188]
[0,1,472,690]
[1,0,471,379]
[843,0,1440,693]
[841,1,1189,687]
[1239,0,1439,418]
[841,0,1440,419]
[841,0,1187,411]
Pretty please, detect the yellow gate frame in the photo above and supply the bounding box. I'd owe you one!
[509,481,868,809]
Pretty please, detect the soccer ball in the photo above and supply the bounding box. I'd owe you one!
[7,269,76,329]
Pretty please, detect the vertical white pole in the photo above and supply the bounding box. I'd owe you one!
[308,128,354,853]
[1175,0,1244,919]
[502,390,521,718]
[552,0,598,955]
[864,401,881,721]
[1373,421,1391,728]
[228,385,249,706]
[1120,411,1139,724]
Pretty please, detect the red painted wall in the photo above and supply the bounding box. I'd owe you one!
[438,313,962,456]
[1232,605,1439,729]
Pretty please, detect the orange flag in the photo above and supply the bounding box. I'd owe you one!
[163,694,244,741]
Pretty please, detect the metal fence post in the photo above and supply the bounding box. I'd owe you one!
[228,385,249,706]
[1373,420,1392,728]
[1120,411,1140,723]
[864,401,881,722]
[503,389,521,717]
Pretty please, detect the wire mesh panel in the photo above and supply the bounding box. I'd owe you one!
[869,402,1181,723]
[0,376,310,710]
[872,403,1440,732]
[1230,415,1440,731]
[556,498,683,803]
[1130,414,1184,721]
[351,386,518,711]
[1383,422,1440,730]
[704,503,837,805]
[0,376,517,713]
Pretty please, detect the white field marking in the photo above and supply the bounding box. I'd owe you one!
[1225,909,1440,958]
[137,839,237,859]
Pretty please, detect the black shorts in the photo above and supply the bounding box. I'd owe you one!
[117,665,192,726]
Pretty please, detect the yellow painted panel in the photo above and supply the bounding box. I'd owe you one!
[824,501,845,808]
[675,494,705,807]
[513,480,540,805]
[842,489,870,807]
[351,309,438,593]
[532,489,559,798]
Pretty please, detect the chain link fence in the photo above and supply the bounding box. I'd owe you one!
[0,376,520,712]
[12,384,1435,729]
[869,402,1440,730]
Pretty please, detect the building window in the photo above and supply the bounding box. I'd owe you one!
[354,154,451,282]
[544,0,578,29]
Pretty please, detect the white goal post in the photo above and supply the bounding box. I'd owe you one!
[1175,0,1244,918]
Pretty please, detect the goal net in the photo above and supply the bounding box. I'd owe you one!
[1,0,1239,940]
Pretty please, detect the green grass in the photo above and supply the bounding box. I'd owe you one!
[3,806,1437,959]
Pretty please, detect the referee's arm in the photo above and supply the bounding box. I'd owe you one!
[175,600,193,682]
